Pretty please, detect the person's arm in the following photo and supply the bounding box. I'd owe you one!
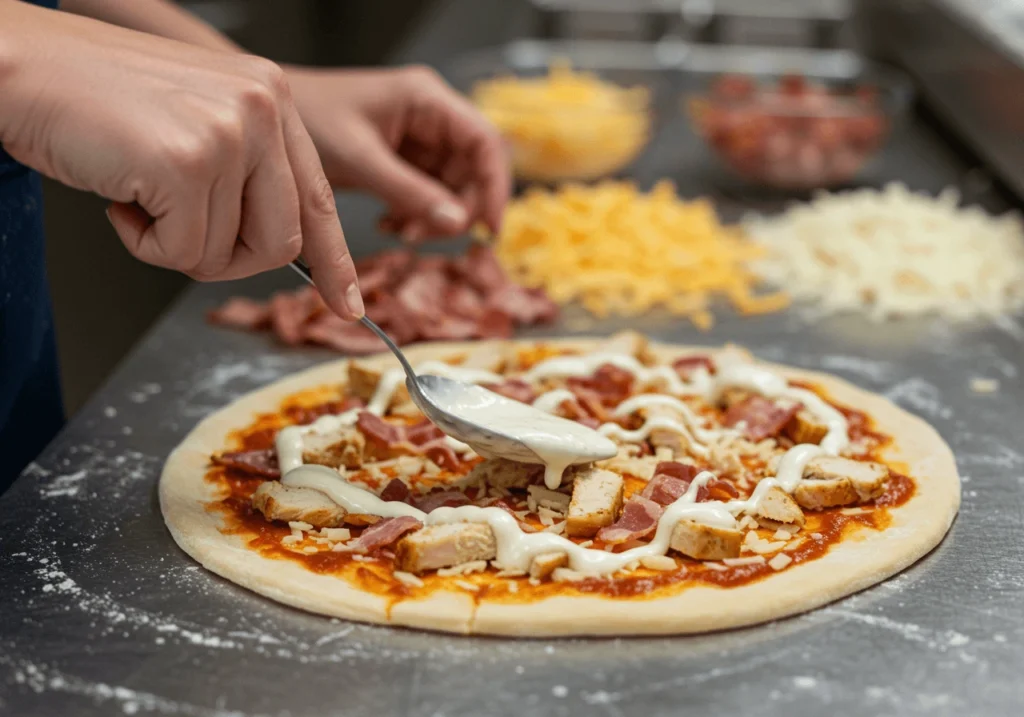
[60,0,241,52]
[60,0,511,239]
[0,0,362,320]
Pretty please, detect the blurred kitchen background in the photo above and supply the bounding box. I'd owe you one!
[43,0,1024,413]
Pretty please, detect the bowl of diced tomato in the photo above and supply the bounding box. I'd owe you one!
[685,65,912,190]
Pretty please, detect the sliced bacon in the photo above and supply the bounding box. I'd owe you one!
[303,314,388,355]
[207,246,557,352]
[413,489,471,513]
[339,396,367,412]
[642,474,691,505]
[446,283,485,320]
[567,363,633,407]
[643,463,708,504]
[483,379,537,404]
[405,420,445,446]
[563,385,609,425]
[419,314,480,341]
[211,449,280,479]
[345,516,422,554]
[475,307,514,339]
[421,441,461,471]
[396,268,448,321]
[206,297,271,330]
[356,411,403,448]
[724,395,801,442]
[379,478,412,503]
[673,355,715,379]
[485,284,559,324]
[596,495,663,544]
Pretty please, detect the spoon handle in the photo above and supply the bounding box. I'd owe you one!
[287,260,419,383]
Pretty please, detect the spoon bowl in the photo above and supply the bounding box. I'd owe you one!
[287,260,618,476]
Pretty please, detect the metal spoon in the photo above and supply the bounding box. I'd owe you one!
[287,259,617,467]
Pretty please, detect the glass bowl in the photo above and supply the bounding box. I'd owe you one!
[684,62,913,191]
[445,44,666,183]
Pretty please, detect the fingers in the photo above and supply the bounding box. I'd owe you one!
[231,121,303,280]
[408,70,511,234]
[350,130,469,236]
[279,103,363,320]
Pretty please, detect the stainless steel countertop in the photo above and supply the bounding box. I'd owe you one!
[2,2,1024,715]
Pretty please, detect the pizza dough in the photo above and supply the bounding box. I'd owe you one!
[159,338,960,636]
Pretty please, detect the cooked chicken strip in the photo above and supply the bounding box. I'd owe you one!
[670,520,743,560]
[251,481,347,528]
[302,427,366,470]
[754,485,805,528]
[566,467,624,538]
[394,523,497,573]
[529,551,569,580]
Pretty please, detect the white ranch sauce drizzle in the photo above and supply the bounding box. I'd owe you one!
[276,350,851,575]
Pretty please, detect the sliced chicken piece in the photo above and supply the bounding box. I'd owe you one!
[642,404,691,459]
[251,481,347,528]
[670,519,743,560]
[529,551,569,580]
[566,467,624,538]
[795,456,889,510]
[394,523,497,574]
[465,458,544,491]
[526,485,571,513]
[754,485,805,528]
[784,409,829,446]
[302,426,366,470]
[347,361,410,407]
[595,330,653,364]
[597,448,661,481]
[389,398,425,420]
[453,342,509,373]
[719,387,752,410]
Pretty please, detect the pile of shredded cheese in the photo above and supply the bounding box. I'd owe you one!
[494,180,788,328]
[472,62,650,182]
[745,182,1024,321]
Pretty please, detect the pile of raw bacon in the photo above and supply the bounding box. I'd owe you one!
[206,245,558,354]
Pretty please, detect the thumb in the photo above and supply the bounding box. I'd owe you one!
[353,135,468,235]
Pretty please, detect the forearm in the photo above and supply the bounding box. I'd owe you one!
[60,0,241,53]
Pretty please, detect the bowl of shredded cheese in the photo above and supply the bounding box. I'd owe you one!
[493,179,789,329]
[450,56,657,183]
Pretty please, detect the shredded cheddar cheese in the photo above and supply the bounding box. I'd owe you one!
[494,180,789,328]
[471,62,650,181]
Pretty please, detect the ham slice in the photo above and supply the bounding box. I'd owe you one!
[380,478,412,503]
[567,364,634,407]
[206,297,270,330]
[207,246,557,354]
[673,355,715,380]
[413,489,471,513]
[212,449,280,479]
[642,462,717,504]
[356,413,462,469]
[724,395,802,442]
[345,516,422,553]
[483,379,537,404]
[596,495,663,544]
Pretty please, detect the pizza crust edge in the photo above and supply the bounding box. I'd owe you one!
[159,337,960,636]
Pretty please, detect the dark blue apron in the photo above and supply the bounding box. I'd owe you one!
[1,0,65,492]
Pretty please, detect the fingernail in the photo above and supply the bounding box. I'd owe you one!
[104,206,114,225]
[345,283,365,319]
[430,201,467,230]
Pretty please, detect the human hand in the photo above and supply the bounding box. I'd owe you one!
[285,65,510,242]
[0,3,363,319]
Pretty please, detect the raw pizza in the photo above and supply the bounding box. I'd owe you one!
[160,333,960,636]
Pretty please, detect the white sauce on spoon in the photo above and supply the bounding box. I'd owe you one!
[426,385,617,489]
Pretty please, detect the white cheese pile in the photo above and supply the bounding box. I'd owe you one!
[744,182,1024,321]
